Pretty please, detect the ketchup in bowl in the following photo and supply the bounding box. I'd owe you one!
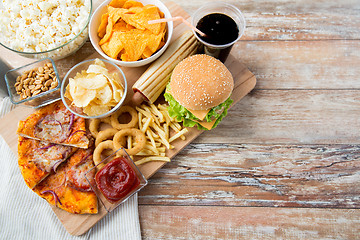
[95,157,140,203]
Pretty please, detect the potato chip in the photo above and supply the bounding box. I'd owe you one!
[83,104,111,116]
[107,73,124,102]
[64,59,125,116]
[86,63,108,75]
[77,74,108,89]
[96,85,113,105]
[71,86,97,107]
[97,0,167,62]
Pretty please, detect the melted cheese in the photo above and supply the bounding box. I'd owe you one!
[187,108,210,121]
[167,88,210,121]
[32,144,73,172]
[167,89,217,127]
[67,159,94,191]
[192,119,217,130]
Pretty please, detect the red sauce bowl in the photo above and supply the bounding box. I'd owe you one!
[85,148,147,212]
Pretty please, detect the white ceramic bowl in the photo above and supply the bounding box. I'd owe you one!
[89,0,173,67]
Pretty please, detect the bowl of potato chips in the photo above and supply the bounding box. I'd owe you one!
[61,58,127,118]
[89,0,173,67]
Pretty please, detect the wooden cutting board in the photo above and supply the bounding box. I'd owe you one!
[0,1,256,236]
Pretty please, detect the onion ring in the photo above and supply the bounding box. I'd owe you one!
[95,128,118,147]
[93,140,116,166]
[110,106,138,130]
[101,116,112,125]
[89,118,112,138]
[113,128,146,156]
[89,119,101,138]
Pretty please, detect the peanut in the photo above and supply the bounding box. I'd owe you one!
[14,62,58,100]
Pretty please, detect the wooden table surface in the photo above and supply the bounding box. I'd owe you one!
[1,0,359,239]
[138,0,360,239]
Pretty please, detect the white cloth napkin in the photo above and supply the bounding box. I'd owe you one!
[0,97,142,240]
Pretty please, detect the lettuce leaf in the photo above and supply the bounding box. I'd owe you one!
[164,90,233,130]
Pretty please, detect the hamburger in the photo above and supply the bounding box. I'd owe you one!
[164,54,234,130]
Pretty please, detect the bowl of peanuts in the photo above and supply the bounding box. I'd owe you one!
[5,58,61,108]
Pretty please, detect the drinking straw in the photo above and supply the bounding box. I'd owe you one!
[148,16,207,37]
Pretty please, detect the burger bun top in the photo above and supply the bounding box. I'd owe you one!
[169,54,234,111]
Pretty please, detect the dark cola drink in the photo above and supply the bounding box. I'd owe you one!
[196,13,239,62]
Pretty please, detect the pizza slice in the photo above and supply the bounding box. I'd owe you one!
[17,100,90,149]
[33,148,98,214]
[18,136,77,189]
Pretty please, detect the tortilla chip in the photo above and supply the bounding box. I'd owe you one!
[126,23,136,30]
[123,0,143,9]
[109,0,127,8]
[158,8,164,18]
[98,13,109,38]
[118,29,148,61]
[126,6,143,14]
[101,31,124,59]
[113,20,128,32]
[120,12,145,30]
[98,0,167,61]
[131,5,161,34]
[142,47,153,59]
[99,15,113,45]
[147,30,164,53]
[108,6,127,24]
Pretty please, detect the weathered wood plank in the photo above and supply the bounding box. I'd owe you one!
[177,0,360,40]
[192,90,360,144]
[139,144,360,208]
[3,40,359,90]
[231,40,360,89]
[139,205,360,240]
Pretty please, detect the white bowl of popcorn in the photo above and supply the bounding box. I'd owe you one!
[0,0,92,60]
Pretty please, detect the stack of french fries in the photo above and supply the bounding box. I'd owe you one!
[133,103,188,166]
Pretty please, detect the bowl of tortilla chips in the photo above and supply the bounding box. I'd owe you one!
[89,0,173,67]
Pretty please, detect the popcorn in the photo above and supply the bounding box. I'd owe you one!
[0,0,91,60]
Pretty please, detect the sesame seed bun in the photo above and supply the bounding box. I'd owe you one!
[169,54,234,110]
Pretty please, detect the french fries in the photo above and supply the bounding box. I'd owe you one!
[94,103,188,166]
[112,103,188,165]
[135,156,171,166]
[133,103,188,165]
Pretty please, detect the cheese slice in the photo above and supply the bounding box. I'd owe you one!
[187,108,210,121]
[192,118,217,130]
[167,88,211,121]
